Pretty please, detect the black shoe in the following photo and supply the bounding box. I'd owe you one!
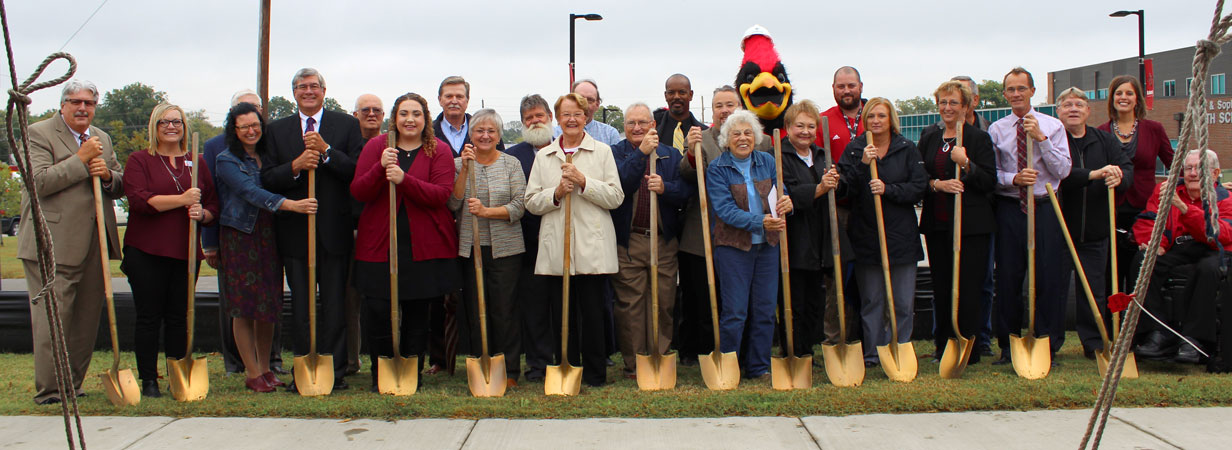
[333,379,349,391]
[605,357,615,367]
[1135,331,1178,359]
[525,371,545,382]
[285,381,298,394]
[977,345,995,357]
[1083,348,1099,360]
[35,396,61,405]
[271,366,290,375]
[968,352,981,365]
[679,356,698,367]
[992,353,1012,366]
[142,379,161,398]
[1176,338,1205,364]
[369,384,378,393]
[863,360,879,368]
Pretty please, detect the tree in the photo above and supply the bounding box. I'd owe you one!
[268,96,296,120]
[323,97,346,113]
[186,109,222,145]
[894,96,937,115]
[502,120,523,145]
[0,164,20,218]
[595,105,623,132]
[977,80,1009,109]
[95,83,168,166]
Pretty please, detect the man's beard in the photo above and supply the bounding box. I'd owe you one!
[522,123,553,147]
[838,94,861,110]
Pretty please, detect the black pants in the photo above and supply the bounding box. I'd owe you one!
[676,252,718,357]
[1142,241,1224,341]
[545,274,608,386]
[361,294,431,387]
[1066,239,1113,352]
[284,255,348,380]
[462,248,522,379]
[994,197,1067,354]
[123,246,192,382]
[777,268,824,356]
[926,231,991,349]
[517,248,554,378]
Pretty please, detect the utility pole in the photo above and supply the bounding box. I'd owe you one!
[700,95,705,123]
[257,0,271,120]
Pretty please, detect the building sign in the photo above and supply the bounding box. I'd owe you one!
[1145,58,1155,111]
[1207,98,1232,123]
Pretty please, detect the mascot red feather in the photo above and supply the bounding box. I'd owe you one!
[736,25,793,134]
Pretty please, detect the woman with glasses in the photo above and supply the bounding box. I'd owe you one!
[122,103,219,397]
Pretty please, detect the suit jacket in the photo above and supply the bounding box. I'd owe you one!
[916,123,997,236]
[433,112,505,156]
[200,134,226,251]
[261,109,364,257]
[18,115,123,265]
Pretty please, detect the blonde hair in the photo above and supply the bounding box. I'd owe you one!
[933,80,972,107]
[782,100,820,128]
[862,97,900,136]
[146,103,189,156]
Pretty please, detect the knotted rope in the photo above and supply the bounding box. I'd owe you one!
[1080,1,1232,448]
[1,1,86,448]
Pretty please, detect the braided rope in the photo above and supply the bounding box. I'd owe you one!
[1080,2,1232,448]
[1,1,86,449]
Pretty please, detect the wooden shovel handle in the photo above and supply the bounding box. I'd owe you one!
[1108,186,1122,339]
[772,131,794,355]
[185,132,199,355]
[951,124,964,337]
[388,131,400,356]
[821,117,847,341]
[692,142,722,351]
[560,153,573,360]
[649,153,660,353]
[470,159,490,358]
[93,176,120,371]
[868,131,898,345]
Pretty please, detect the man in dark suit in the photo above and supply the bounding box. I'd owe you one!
[261,68,364,391]
[20,79,124,405]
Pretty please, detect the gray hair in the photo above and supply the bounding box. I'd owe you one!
[519,94,551,120]
[469,108,503,136]
[1186,149,1221,172]
[1055,87,1088,105]
[352,93,383,112]
[291,68,325,89]
[438,76,470,97]
[718,110,764,148]
[713,85,738,97]
[571,78,601,103]
[951,76,978,94]
[60,79,99,104]
[624,102,650,117]
[230,89,259,107]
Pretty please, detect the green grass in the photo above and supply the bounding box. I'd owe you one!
[1,334,1229,419]
[0,226,217,279]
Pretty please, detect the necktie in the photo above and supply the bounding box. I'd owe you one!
[306,117,316,133]
[1016,118,1028,213]
[79,133,88,147]
[673,123,685,155]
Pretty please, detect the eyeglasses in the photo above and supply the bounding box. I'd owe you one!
[157,119,184,128]
[357,107,382,116]
[1004,86,1031,94]
[627,120,652,129]
[65,99,97,107]
[937,100,964,107]
[295,83,323,92]
[560,112,587,120]
[236,123,261,132]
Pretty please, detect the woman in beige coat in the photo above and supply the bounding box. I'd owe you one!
[524,93,624,387]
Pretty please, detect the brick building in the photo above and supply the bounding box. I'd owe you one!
[1048,40,1232,171]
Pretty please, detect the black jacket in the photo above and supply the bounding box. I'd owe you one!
[916,124,997,236]
[1059,126,1133,244]
[433,112,506,156]
[837,134,928,266]
[653,108,709,143]
[261,110,365,257]
[781,144,831,271]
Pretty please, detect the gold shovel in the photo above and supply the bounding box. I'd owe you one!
[818,117,864,387]
[168,133,209,402]
[939,125,976,379]
[636,152,677,390]
[378,132,418,396]
[692,143,741,390]
[769,132,811,390]
[1106,187,1139,378]
[465,159,507,397]
[1009,135,1051,380]
[293,166,334,396]
[545,152,583,396]
[93,175,139,406]
[869,132,917,382]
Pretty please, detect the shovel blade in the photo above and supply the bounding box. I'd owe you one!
[635,352,677,391]
[377,355,419,396]
[939,336,976,379]
[99,368,140,406]
[293,353,335,396]
[771,355,813,390]
[544,362,582,396]
[1009,334,1051,379]
[166,355,209,402]
[465,354,507,397]
[1095,350,1139,379]
[820,341,865,387]
[876,342,917,382]
[699,351,741,390]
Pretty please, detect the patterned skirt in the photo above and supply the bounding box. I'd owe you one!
[221,209,282,323]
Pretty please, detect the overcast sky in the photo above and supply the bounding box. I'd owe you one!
[4,1,1224,128]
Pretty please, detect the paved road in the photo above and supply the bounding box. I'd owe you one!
[0,407,1224,449]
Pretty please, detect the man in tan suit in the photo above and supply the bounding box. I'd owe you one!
[20,79,123,405]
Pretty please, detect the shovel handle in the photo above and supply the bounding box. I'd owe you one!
[388,132,401,357]
[560,153,573,361]
[821,117,847,342]
[1026,136,1036,336]
[470,159,491,358]
[93,176,120,371]
[868,132,899,347]
[1048,184,1112,346]
[649,153,660,355]
[951,124,964,338]
[692,142,723,352]
[1108,187,1122,339]
[308,167,317,353]
[185,133,199,356]
[772,132,795,356]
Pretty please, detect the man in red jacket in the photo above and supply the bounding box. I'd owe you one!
[1132,149,1232,363]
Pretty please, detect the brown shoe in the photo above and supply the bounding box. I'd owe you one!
[424,364,444,375]
[506,379,518,389]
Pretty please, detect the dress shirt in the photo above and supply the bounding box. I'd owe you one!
[988,108,1071,198]
[440,116,469,153]
[554,120,622,147]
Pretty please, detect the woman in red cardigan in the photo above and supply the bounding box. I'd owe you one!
[1099,75,1175,296]
[350,92,459,390]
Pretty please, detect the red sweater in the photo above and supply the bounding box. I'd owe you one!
[1099,119,1174,210]
[123,150,219,261]
[816,105,864,163]
[351,134,457,262]
[1133,181,1232,251]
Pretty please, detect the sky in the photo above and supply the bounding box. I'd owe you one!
[3,1,1224,128]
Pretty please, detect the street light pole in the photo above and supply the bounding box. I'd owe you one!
[569,13,603,89]
[1111,10,1146,84]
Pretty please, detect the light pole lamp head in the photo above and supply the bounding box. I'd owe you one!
[572,13,602,21]
[1110,10,1142,17]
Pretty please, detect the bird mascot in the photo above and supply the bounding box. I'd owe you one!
[735,25,793,134]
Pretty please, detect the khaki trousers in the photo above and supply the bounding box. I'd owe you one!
[611,233,677,371]
[25,231,105,403]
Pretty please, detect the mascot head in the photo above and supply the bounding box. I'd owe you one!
[736,25,792,132]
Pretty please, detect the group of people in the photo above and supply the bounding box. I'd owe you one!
[20,63,1228,404]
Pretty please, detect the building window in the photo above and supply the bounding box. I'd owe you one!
[1187,77,1194,95]
[1213,73,1226,95]
[1086,90,1096,100]
[1097,89,1108,100]
[1163,80,1176,97]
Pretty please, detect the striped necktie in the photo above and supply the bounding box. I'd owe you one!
[673,123,685,155]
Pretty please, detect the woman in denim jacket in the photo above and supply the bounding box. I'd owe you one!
[706,110,793,380]
[215,102,317,392]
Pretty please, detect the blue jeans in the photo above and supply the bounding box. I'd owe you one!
[715,243,778,377]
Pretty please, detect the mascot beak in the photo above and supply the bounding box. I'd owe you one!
[739,72,791,120]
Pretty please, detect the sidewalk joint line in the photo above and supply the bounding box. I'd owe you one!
[120,416,180,450]
[795,417,824,450]
[1109,413,1183,450]
[457,418,478,450]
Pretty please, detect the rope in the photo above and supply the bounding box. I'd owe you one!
[1080,1,1232,448]
[1,1,86,449]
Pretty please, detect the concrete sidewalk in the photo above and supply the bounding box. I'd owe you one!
[0,407,1224,449]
